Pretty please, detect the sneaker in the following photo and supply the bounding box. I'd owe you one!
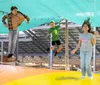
[7,56,16,62]
[11,56,16,61]
[89,76,93,79]
[7,54,13,62]
[8,54,13,58]
[46,48,50,52]
[81,76,85,79]
[54,51,58,56]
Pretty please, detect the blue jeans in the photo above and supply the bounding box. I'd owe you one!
[80,50,92,77]
[8,30,18,54]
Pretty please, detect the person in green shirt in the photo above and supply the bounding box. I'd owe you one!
[48,21,62,56]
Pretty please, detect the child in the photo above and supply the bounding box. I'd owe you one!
[48,21,62,56]
[71,18,97,79]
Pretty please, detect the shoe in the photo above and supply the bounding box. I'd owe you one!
[46,48,50,52]
[81,76,85,79]
[89,76,93,79]
[8,54,13,58]
[54,51,58,56]
[11,56,16,61]
[7,55,16,62]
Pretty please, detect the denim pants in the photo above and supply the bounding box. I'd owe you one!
[8,30,18,54]
[80,50,92,77]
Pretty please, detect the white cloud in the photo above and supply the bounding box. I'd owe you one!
[76,12,94,17]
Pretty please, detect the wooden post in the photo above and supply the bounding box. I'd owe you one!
[65,19,70,70]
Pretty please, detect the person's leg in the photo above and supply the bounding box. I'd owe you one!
[46,41,55,52]
[57,45,62,52]
[86,50,93,78]
[50,41,55,51]
[8,30,18,62]
[55,40,62,56]
[80,51,86,78]
[56,40,62,52]
[11,30,18,54]
[8,30,13,57]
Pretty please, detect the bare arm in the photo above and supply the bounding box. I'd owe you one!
[91,34,97,45]
[57,22,62,29]
[47,28,53,38]
[17,11,30,26]
[71,40,81,54]
[18,11,30,22]
[74,40,81,51]
[46,33,51,38]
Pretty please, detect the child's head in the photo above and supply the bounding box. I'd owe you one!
[82,18,94,34]
[11,6,18,15]
[49,21,55,28]
[82,23,90,33]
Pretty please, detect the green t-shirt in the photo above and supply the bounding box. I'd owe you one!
[48,26,60,41]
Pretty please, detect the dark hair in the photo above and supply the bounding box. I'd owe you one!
[82,18,94,34]
[11,6,18,11]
